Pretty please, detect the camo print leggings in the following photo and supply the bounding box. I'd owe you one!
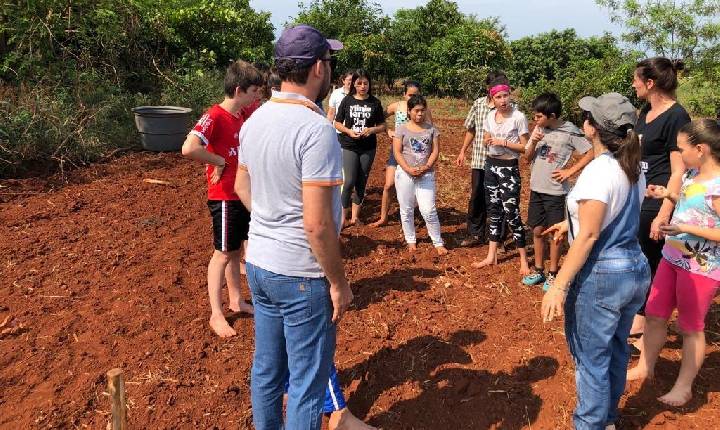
[485,158,526,248]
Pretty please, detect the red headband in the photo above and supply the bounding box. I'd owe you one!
[489,84,510,97]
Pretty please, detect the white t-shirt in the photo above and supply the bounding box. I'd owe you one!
[328,87,347,111]
[482,107,528,159]
[239,91,343,278]
[566,153,645,244]
[328,87,348,133]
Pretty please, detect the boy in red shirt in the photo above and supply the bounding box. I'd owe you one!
[182,60,263,337]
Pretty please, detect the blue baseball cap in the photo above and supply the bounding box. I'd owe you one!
[274,25,343,67]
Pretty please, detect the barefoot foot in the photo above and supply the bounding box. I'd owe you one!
[626,365,650,382]
[658,385,692,407]
[369,218,387,228]
[329,407,377,430]
[435,246,449,256]
[519,263,531,276]
[471,256,497,268]
[209,315,237,337]
[407,244,417,253]
[229,301,254,315]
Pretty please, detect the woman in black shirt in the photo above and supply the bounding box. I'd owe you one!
[631,57,691,335]
[334,69,386,227]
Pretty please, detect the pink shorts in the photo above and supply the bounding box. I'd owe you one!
[645,259,720,332]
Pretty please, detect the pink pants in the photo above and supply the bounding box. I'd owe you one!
[645,259,720,332]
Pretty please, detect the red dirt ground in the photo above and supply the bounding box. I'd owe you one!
[1,117,719,429]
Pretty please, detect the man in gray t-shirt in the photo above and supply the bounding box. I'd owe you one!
[234,25,353,430]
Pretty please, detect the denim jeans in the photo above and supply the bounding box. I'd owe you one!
[564,251,650,429]
[395,168,443,246]
[247,263,336,430]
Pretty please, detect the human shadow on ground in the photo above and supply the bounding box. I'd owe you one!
[341,234,405,259]
[436,206,466,228]
[341,330,487,420]
[350,267,442,311]
[620,349,720,428]
[351,345,559,430]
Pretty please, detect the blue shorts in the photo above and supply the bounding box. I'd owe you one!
[387,146,398,167]
[285,363,346,413]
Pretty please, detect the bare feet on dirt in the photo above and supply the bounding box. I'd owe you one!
[626,365,650,382]
[229,301,254,315]
[519,263,531,276]
[471,256,497,268]
[209,314,237,337]
[329,408,377,430]
[369,218,387,228]
[435,246,449,256]
[658,384,692,407]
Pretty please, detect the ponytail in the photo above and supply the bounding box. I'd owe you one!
[588,114,642,183]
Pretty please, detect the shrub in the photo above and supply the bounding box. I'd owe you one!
[678,67,720,118]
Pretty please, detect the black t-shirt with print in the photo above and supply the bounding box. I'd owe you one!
[637,102,691,212]
[334,95,385,151]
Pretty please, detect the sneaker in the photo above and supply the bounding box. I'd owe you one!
[542,273,556,292]
[522,270,545,286]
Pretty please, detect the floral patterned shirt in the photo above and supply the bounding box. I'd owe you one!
[662,169,720,280]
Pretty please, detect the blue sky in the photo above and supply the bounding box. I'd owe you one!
[249,0,623,40]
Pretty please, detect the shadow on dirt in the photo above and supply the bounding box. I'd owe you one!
[341,329,558,429]
[350,267,442,310]
[341,330,486,420]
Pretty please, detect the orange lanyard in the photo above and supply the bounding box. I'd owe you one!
[269,97,323,115]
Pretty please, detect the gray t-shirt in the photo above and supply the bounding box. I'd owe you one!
[395,123,438,168]
[238,91,343,278]
[527,121,592,195]
[482,108,529,159]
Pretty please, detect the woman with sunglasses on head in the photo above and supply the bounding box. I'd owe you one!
[629,57,691,339]
[541,93,651,430]
[334,69,387,227]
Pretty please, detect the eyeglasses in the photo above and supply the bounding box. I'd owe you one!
[319,57,337,70]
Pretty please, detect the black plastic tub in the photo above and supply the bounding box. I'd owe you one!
[132,106,192,152]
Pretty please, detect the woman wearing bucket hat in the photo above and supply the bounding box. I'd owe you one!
[540,93,651,430]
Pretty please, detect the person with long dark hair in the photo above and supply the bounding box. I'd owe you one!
[370,80,433,227]
[630,57,691,338]
[392,94,447,255]
[628,119,720,407]
[334,69,387,227]
[541,93,651,430]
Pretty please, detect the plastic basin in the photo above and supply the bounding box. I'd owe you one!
[132,106,192,152]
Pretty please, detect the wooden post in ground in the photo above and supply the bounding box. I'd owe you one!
[107,368,127,430]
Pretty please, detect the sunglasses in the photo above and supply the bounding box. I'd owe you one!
[319,56,337,70]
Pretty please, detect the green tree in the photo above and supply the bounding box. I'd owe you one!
[292,0,388,37]
[424,17,510,97]
[509,30,621,88]
[595,0,720,62]
[159,0,274,66]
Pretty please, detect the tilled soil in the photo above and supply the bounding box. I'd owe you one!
[1,118,719,429]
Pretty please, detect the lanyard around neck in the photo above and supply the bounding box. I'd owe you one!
[269,97,322,115]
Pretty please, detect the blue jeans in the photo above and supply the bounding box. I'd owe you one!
[564,251,650,429]
[247,263,336,430]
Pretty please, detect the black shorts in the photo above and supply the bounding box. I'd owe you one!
[527,191,566,228]
[207,200,250,252]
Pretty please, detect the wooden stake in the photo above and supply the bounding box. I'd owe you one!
[107,368,127,430]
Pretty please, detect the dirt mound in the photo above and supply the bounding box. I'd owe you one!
[1,120,719,429]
